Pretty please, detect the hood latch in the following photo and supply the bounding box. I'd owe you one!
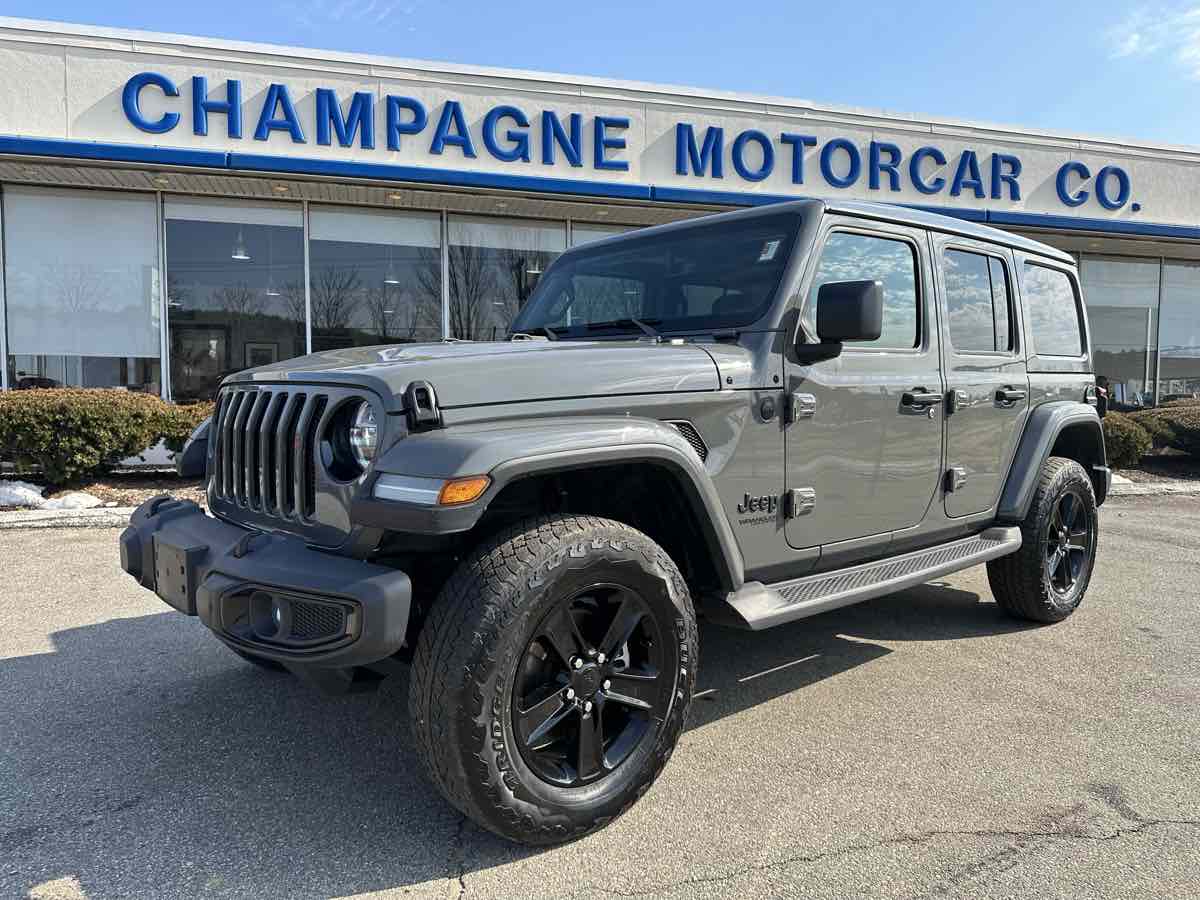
[404,380,441,430]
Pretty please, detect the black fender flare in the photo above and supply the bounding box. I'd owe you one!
[997,402,1109,522]
[352,416,745,591]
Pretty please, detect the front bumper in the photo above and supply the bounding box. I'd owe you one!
[1095,464,1113,506]
[119,496,411,668]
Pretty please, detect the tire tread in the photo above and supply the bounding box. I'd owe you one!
[409,513,697,844]
[987,456,1097,623]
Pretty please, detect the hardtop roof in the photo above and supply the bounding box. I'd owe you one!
[821,199,1075,263]
[566,199,1074,266]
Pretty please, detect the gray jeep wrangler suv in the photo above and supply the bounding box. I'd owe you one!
[119,198,1109,844]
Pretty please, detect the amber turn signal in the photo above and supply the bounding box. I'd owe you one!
[437,475,491,506]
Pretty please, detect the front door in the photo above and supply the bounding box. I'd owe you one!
[932,237,1029,518]
[785,220,944,550]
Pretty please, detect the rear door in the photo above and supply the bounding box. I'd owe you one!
[932,236,1029,517]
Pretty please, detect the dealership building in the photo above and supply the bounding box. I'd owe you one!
[0,17,1198,406]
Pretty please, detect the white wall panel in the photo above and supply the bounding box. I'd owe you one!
[0,39,66,138]
[0,18,1196,231]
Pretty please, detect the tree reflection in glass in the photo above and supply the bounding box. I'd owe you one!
[165,203,305,402]
[447,216,566,340]
[307,207,443,352]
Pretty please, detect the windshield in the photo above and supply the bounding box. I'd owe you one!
[511,212,802,337]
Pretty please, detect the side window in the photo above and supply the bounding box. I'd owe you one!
[1024,263,1084,357]
[809,232,919,349]
[989,257,1012,351]
[943,249,1015,353]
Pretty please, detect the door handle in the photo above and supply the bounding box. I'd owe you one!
[995,388,1027,405]
[901,389,944,408]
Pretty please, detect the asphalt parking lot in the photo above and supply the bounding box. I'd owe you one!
[1,496,1197,899]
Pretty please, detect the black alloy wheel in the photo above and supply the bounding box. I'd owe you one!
[987,456,1099,624]
[512,585,671,788]
[1044,487,1094,597]
[409,514,698,844]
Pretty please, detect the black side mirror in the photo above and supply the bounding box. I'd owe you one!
[818,280,884,342]
[795,280,884,364]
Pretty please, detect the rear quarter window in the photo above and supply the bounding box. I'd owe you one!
[1024,263,1084,357]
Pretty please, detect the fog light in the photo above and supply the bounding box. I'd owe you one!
[250,590,288,639]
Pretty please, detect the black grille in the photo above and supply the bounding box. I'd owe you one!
[290,599,345,641]
[210,386,329,522]
[667,421,708,461]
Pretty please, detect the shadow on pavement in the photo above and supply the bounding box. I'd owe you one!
[689,579,1032,728]
[0,580,1020,898]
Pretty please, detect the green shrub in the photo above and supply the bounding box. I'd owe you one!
[1102,412,1152,469]
[1129,409,1177,450]
[1158,404,1200,456]
[156,401,216,454]
[0,389,166,484]
[0,390,216,485]
[1131,404,1200,457]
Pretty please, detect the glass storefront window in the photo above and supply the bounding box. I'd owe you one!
[447,216,566,340]
[3,187,161,391]
[165,198,304,402]
[571,222,636,247]
[1080,255,1160,410]
[308,206,443,350]
[1159,261,1200,403]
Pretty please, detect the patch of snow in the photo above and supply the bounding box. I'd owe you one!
[1111,472,1133,484]
[0,480,46,508]
[41,491,103,510]
[119,439,177,468]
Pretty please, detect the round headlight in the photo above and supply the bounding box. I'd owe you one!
[348,402,378,468]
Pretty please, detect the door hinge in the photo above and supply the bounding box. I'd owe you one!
[945,466,967,493]
[785,487,816,519]
[946,389,968,415]
[786,392,816,424]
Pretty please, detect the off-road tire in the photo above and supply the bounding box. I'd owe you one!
[987,456,1098,623]
[409,514,698,845]
[227,645,288,673]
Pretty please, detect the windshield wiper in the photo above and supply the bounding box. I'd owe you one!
[510,325,561,342]
[584,317,662,338]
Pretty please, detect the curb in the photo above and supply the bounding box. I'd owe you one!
[1108,482,1200,498]
[0,506,136,530]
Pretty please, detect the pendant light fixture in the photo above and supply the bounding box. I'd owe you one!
[231,228,250,261]
[383,245,400,285]
[264,230,279,295]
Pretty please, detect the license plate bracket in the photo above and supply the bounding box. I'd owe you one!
[153,534,206,615]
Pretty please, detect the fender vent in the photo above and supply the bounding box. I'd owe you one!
[666,420,708,462]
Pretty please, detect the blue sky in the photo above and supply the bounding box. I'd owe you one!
[5,1,1200,146]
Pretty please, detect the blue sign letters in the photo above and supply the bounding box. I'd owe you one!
[121,72,1137,213]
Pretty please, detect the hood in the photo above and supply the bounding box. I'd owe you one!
[228,339,722,410]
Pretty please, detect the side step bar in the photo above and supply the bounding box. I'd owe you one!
[724,526,1022,631]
